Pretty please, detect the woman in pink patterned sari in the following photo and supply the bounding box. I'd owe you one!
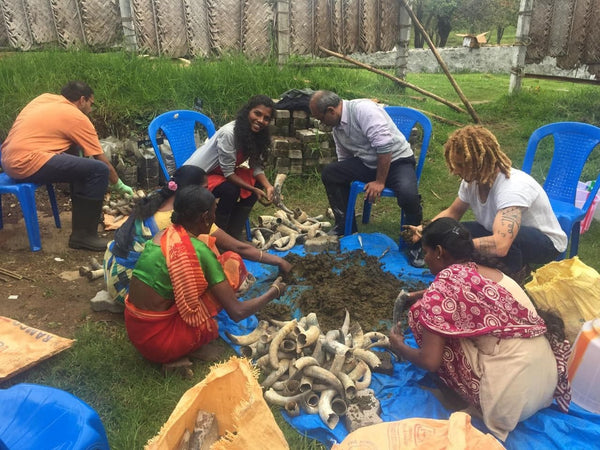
[389,217,571,441]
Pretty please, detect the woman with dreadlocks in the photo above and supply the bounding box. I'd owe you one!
[405,125,566,279]
[184,95,276,239]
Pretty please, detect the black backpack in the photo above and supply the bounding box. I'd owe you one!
[275,88,315,113]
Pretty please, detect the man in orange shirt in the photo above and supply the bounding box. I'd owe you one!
[1,81,133,251]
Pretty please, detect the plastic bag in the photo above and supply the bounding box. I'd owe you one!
[0,316,74,382]
[525,257,600,343]
[145,356,288,450]
[332,412,505,450]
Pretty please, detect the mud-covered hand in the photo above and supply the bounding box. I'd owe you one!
[402,224,423,243]
[269,276,287,299]
[111,179,134,197]
[253,187,270,204]
[278,259,293,275]
[265,185,275,203]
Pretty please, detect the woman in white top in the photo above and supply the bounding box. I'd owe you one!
[184,95,276,239]
[406,125,567,279]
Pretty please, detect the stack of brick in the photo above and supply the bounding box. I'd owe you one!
[269,109,337,175]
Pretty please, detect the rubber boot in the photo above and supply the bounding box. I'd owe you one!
[325,187,348,236]
[68,195,109,251]
[228,205,253,241]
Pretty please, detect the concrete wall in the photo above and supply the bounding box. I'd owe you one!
[353,46,596,80]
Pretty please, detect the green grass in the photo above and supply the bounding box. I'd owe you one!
[1,50,599,449]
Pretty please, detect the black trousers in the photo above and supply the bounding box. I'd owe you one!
[462,221,560,273]
[18,153,109,199]
[321,156,422,228]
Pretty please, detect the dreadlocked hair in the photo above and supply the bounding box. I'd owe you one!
[444,125,512,187]
[234,94,275,168]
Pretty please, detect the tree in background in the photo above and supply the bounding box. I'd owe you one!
[412,0,459,48]
[454,0,519,44]
[493,0,520,44]
[411,0,519,48]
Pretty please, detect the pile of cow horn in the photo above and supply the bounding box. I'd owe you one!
[251,174,333,251]
[225,310,390,429]
[102,190,146,217]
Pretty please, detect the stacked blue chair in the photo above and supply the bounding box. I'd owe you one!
[148,110,252,240]
[521,121,600,259]
[0,383,109,449]
[344,106,433,236]
[0,147,61,252]
[148,109,217,180]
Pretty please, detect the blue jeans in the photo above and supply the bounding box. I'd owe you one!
[462,221,560,273]
[18,153,109,199]
[321,156,422,230]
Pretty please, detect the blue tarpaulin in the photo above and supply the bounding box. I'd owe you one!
[217,233,600,449]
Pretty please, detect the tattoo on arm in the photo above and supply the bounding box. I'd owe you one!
[476,206,524,256]
[475,236,497,254]
[499,206,523,238]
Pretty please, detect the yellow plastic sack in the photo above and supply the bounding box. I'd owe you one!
[145,356,288,450]
[0,316,74,382]
[525,257,600,343]
[332,412,504,450]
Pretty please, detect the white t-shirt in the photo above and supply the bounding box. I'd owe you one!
[183,121,264,178]
[458,168,567,252]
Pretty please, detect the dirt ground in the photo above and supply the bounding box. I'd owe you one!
[0,184,424,340]
[0,184,120,339]
[278,251,424,332]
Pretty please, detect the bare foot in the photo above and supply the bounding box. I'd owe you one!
[188,341,226,362]
[162,357,194,379]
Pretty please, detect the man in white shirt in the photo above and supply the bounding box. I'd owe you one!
[309,90,424,267]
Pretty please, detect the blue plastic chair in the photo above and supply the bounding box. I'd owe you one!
[522,121,600,259]
[0,148,61,252]
[148,110,252,240]
[0,383,109,450]
[344,106,433,236]
[148,109,217,180]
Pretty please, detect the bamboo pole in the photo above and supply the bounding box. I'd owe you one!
[396,0,481,124]
[413,108,464,127]
[318,46,466,114]
[352,89,465,126]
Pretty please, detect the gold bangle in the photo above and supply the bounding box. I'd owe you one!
[270,284,281,298]
[259,250,263,262]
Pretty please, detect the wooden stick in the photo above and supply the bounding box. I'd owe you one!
[352,89,465,128]
[411,107,464,127]
[396,0,481,124]
[0,267,34,282]
[430,190,442,200]
[0,267,23,279]
[318,46,466,114]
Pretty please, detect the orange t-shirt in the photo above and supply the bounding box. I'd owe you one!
[1,93,104,178]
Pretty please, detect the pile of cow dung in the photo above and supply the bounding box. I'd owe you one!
[256,249,427,333]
